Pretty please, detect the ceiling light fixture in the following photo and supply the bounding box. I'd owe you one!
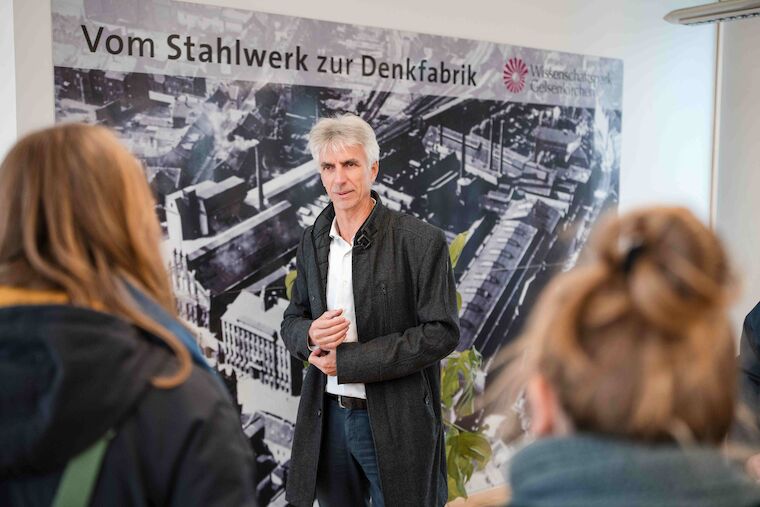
[664,0,760,25]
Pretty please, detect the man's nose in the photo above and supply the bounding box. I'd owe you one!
[333,166,348,184]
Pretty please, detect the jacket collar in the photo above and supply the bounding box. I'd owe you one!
[312,189,386,245]
[0,285,69,308]
[509,435,760,507]
[310,190,387,308]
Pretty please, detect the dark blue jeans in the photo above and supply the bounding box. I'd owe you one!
[316,398,385,507]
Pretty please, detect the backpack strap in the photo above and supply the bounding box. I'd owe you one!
[123,281,215,374]
[51,429,116,507]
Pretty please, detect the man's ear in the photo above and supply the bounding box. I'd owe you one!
[526,374,562,437]
[370,160,379,182]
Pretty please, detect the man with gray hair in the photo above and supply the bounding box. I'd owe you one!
[281,113,459,507]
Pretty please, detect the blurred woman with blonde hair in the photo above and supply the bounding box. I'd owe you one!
[497,206,760,507]
[0,123,256,506]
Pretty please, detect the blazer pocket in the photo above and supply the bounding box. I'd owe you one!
[420,371,436,420]
[373,281,390,332]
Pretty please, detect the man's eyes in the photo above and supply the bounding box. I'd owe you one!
[322,162,358,170]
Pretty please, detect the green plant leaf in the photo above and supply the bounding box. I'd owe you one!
[456,291,462,312]
[454,385,475,418]
[285,270,298,300]
[445,428,493,501]
[441,366,460,409]
[441,349,483,417]
[441,348,490,501]
[456,431,492,470]
[448,474,466,502]
[449,231,468,269]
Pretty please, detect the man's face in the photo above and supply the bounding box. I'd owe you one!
[319,144,378,213]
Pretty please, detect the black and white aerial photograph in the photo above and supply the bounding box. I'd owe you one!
[52,1,623,504]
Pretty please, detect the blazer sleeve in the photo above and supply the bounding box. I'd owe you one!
[335,230,460,384]
[280,228,314,362]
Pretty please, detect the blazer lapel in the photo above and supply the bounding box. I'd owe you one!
[311,203,334,312]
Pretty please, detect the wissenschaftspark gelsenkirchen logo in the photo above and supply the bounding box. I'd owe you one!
[503,57,528,93]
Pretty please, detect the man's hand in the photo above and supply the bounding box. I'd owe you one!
[308,309,349,350]
[309,348,337,376]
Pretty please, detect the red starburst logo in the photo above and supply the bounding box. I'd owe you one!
[503,57,528,93]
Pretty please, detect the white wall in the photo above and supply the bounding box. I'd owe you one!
[0,0,17,160]
[10,0,55,140]
[9,0,718,218]
[715,18,760,331]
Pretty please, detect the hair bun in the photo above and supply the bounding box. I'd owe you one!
[591,207,730,336]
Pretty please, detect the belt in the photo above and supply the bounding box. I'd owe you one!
[326,393,368,410]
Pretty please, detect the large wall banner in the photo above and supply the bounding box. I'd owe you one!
[51,0,623,504]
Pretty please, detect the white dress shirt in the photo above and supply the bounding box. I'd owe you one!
[324,216,366,399]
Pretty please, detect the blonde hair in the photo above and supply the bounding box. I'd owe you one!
[0,123,191,388]
[494,206,735,444]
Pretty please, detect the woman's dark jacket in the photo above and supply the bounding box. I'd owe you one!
[280,193,460,507]
[508,435,760,507]
[0,297,257,506]
[738,302,760,440]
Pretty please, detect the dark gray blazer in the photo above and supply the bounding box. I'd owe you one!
[281,192,460,507]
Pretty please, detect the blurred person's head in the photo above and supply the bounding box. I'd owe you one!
[0,123,190,388]
[497,206,734,445]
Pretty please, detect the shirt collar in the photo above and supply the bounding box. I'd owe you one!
[328,217,342,242]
